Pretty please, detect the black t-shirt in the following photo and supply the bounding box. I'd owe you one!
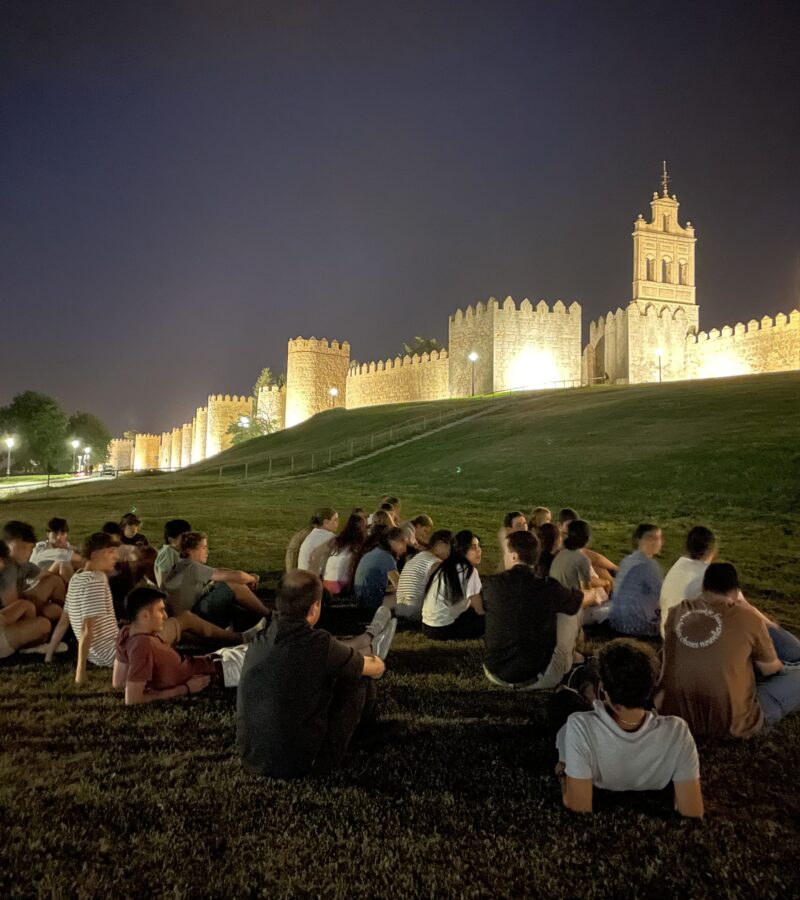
[236,616,364,778]
[483,565,583,684]
[121,533,148,547]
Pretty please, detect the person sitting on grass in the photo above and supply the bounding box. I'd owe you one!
[529,506,552,530]
[297,507,339,576]
[120,512,148,547]
[659,527,718,636]
[421,529,484,640]
[556,638,703,818]
[483,531,592,690]
[44,532,119,682]
[353,526,407,610]
[163,531,270,631]
[155,519,192,588]
[657,562,800,738]
[236,569,388,779]
[608,524,664,637]
[322,513,367,597]
[30,517,82,580]
[0,541,55,658]
[557,508,578,536]
[285,515,314,572]
[535,523,562,578]
[404,514,433,551]
[1,520,66,622]
[394,530,454,622]
[549,520,610,625]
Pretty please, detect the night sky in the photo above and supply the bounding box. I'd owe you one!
[2,0,799,434]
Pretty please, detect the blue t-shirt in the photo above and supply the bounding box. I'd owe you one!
[609,550,663,636]
[353,548,397,610]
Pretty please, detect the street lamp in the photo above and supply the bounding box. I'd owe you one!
[4,436,14,476]
[239,416,250,428]
[468,352,479,396]
[84,446,91,474]
[329,386,339,409]
[70,439,80,472]
[655,347,664,383]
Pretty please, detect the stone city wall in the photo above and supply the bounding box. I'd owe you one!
[159,432,172,469]
[285,337,351,427]
[192,406,208,463]
[448,300,499,397]
[626,301,700,383]
[170,428,182,469]
[181,423,193,468]
[133,433,161,471]
[205,394,253,457]
[107,438,134,470]
[346,350,449,409]
[256,384,286,431]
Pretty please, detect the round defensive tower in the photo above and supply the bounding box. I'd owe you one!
[285,337,350,428]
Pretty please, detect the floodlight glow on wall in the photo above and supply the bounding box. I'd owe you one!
[507,348,560,391]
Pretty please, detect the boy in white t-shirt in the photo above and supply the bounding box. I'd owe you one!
[556,638,703,818]
[659,526,716,635]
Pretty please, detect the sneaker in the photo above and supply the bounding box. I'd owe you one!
[242,618,268,643]
[372,617,397,662]
[20,641,68,655]
[366,606,391,637]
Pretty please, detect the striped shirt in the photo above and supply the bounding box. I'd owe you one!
[395,551,440,620]
[65,571,118,667]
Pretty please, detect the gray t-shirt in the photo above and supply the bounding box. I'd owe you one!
[549,548,591,591]
[163,558,215,612]
[155,544,180,588]
[0,560,42,599]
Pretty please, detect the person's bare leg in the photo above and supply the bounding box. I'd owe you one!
[229,583,271,618]
[2,599,37,623]
[25,575,66,611]
[41,603,63,623]
[176,610,242,643]
[9,616,51,650]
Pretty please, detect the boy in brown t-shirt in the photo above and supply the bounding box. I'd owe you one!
[657,562,799,738]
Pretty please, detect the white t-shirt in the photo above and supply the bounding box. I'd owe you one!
[421,563,482,628]
[660,557,707,634]
[556,700,700,792]
[30,541,74,569]
[396,551,440,621]
[297,528,335,575]
[64,570,118,668]
[323,548,355,584]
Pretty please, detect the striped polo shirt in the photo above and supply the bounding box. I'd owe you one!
[65,570,118,667]
[395,551,440,620]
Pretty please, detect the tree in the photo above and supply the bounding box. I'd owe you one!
[225,415,278,446]
[402,336,442,357]
[68,412,113,466]
[0,391,69,473]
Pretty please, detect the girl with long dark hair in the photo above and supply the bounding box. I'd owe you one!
[421,529,485,640]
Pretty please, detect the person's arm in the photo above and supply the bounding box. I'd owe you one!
[563,777,594,813]
[468,592,485,615]
[674,780,704,818]
[44,607,71,663]
[386,570,399,592]
[755,657,783,677]
[124,674,210,705]
[112,659,128,690]
[211,568,258,587]
[360,655,385,679]
[75,617,96,684]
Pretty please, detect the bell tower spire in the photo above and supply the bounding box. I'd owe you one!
[661,160,670,197]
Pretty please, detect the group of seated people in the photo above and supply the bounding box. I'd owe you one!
[2,497,799,818]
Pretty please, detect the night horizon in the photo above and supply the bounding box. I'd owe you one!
[2,0,799,434]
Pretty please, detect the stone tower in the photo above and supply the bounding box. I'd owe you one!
[285,338,350,428]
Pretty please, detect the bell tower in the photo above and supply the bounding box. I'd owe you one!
[632,161,697,306]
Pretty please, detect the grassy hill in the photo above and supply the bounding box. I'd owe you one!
[1,373,800,897]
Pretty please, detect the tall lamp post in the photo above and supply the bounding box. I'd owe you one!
[655,347,664,383]
[5,436,14,476]
[329,386,339,409]
[71,439,80,472]
[84,446,91,474]
[468,352,479,396]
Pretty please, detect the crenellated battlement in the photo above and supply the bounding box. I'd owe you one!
[686,309,800,345]
[348,349,449,377]
[450,296,580,322]
[207,393,251,404]
[288,337,351,355]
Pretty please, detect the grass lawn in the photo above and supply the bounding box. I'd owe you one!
[1,372,799,897]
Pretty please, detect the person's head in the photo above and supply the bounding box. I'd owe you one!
[686,526,716,562]
[530,507,551,529]
[599,639,659,710]
[46,517,70,548]
[558,508,578,535]
[125,586,169,632]
[503,511,528,533]
[379,502,399,525]
[504,530,540,570]
[429,529,454,561]
[455,529,482,567]
[371,509,394,528]
[411,514,433,547]
[537,522,562,556]
[380,526,407,559]
[702,561,739,598]
[180,531,209,563]
[633,523,662,556]
[101,521,124,543]
[564,519,591,551]
[163,518,192,548]
[120,512,142,539]
[427,530,476,606]
[352,507,366,519]
[333,513,368,552]
[384,496,401,516]
[277,569,324,623]
[311,507,339,533]
[82,532,119,572]
[400,522,418,548]
[2,521,37,562]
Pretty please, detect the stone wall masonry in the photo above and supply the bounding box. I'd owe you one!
[685,309,800,379]
[448,300,498,397]
[256,384,286,431]
[346,350,450,409]
[133,434,161,471]
[626,301,700,383]
[181,423,193,468]
[108,438,134,470]
[206,394,253,457]
[192,407,208,463]
[585,308,629,383]
[170,428,182,469]
[285,337,351,427]
[159,432,172,469]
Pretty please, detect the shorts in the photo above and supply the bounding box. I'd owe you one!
[0,623,15,659]
[193,582,236,627]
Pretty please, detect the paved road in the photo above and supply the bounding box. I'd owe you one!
[0,474,114,500]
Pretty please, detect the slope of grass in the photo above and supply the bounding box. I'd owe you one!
[1,373,800,897]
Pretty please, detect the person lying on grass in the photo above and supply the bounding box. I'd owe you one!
[556,638,704,818]
[1,520,67,622]
[163,531,270,630]
[237,569,391,779]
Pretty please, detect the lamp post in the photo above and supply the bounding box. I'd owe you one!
[5,436,14,476]
[329,386,339,409]
[71,439,80,472]
[84,446,91,474]
[468,352,479,396]
[655,348,664,383]
[239,415,250,429]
